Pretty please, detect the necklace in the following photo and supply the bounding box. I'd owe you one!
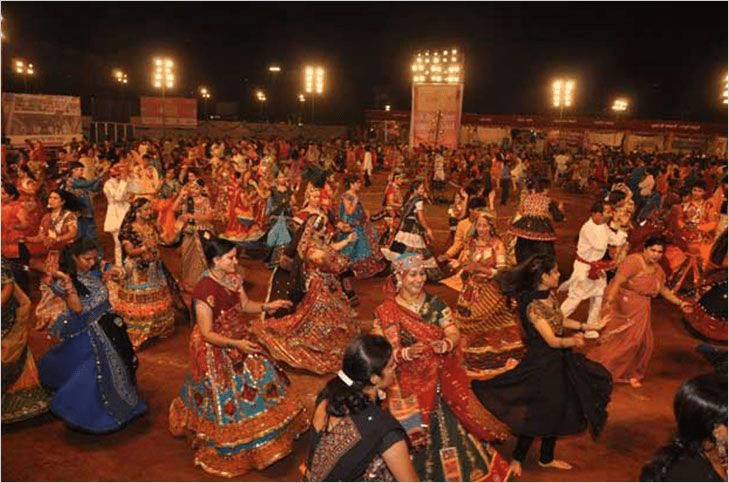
[396,292,425,313]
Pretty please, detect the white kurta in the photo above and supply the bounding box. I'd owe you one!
[103,178,130,232]
[559,218,626,324]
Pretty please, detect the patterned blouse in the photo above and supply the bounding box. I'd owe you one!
[526,293,564,337]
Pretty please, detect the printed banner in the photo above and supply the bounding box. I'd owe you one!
[410,84,463,149]
[139,96,197,128]
[1,93,82,146]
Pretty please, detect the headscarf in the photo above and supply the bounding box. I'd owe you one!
[391,252,425,274]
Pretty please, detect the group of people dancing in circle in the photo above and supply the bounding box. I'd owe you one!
[2,135,725,482]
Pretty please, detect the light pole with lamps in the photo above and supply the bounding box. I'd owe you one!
[14,59,34,93]
[552,78,575,120]
[152,57,175,139]
[113,69,129,120]
[199,87,211,120]
[722,74,728,106]
[255,90,267,119]
[298,94,306,124]
[268,65,281,121]
[304,66,324,124]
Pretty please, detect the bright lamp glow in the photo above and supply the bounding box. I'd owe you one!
[269,65,281,72]
[552,78,575,109]
[14,59,34,76]
[723,74,728,105]
[612,98,629,112]
[304,65,325,95]
[412,48,462,84]
[113,69,128,84]
[152,56,175,91]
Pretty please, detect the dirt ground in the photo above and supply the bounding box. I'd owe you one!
[1,170,719,482]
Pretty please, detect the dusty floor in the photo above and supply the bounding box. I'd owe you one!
[1,170,720,482]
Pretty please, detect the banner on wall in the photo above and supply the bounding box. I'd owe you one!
[1,93,82,146]
[410,83,463,149]
[587,131,624,147]
[139,96,197,128]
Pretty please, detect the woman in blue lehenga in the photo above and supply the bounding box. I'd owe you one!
[37,239,148,434]
[265,169,296,269]
[336,174,386,279]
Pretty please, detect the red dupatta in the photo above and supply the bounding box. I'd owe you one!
[375,278,508,443]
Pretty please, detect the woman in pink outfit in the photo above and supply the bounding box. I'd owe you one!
[587,235,692,388]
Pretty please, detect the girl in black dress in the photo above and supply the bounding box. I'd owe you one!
[472,254,613,476]
[304,334,418,481]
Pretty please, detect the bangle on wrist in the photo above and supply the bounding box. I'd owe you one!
[402,347,412,361]
[226,340,236,349]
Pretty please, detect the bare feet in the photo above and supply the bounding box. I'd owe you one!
[509,460,522,477]
[629,378,643,388]
[539,459,573,470]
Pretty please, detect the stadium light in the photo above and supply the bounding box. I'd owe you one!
[612,97,629,113]
[552,78,575,118]
[113,69,128,84]
[304,65,325,123]
[412,48,462,84]
[14,59,34,92]
[152,56,175,137]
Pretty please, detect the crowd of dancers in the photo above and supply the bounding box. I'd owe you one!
[1,135,726,481]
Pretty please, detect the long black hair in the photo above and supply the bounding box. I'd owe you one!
[640,373,727,481]
[317,334,393,419]
[496,253,557,298]
[59,238,101,296]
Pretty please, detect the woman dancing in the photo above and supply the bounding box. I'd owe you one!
[381,179,443,282]
[255,187,360,374]
[472,254,613,476]
[37,239,147,434]
[441,209,525,377]
[169,237,308,477]
[335,174,386,279]
[587,235,692,388]
[1,257,50,423]
[116,198,176,349]
[374,253,511,482]
[509,178,564,264]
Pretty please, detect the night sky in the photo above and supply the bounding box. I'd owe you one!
[2,2,727,124]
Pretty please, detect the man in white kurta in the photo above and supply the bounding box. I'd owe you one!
[103,164,130,267]
[559,201,627,327]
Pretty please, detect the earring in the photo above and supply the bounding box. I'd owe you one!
[395,277,403,291]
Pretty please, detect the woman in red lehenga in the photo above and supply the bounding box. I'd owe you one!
[254,187,360,374]
[587,235,692,388]
[169,237,308,478]
[373,253,511,482]
[219,176,264,243]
